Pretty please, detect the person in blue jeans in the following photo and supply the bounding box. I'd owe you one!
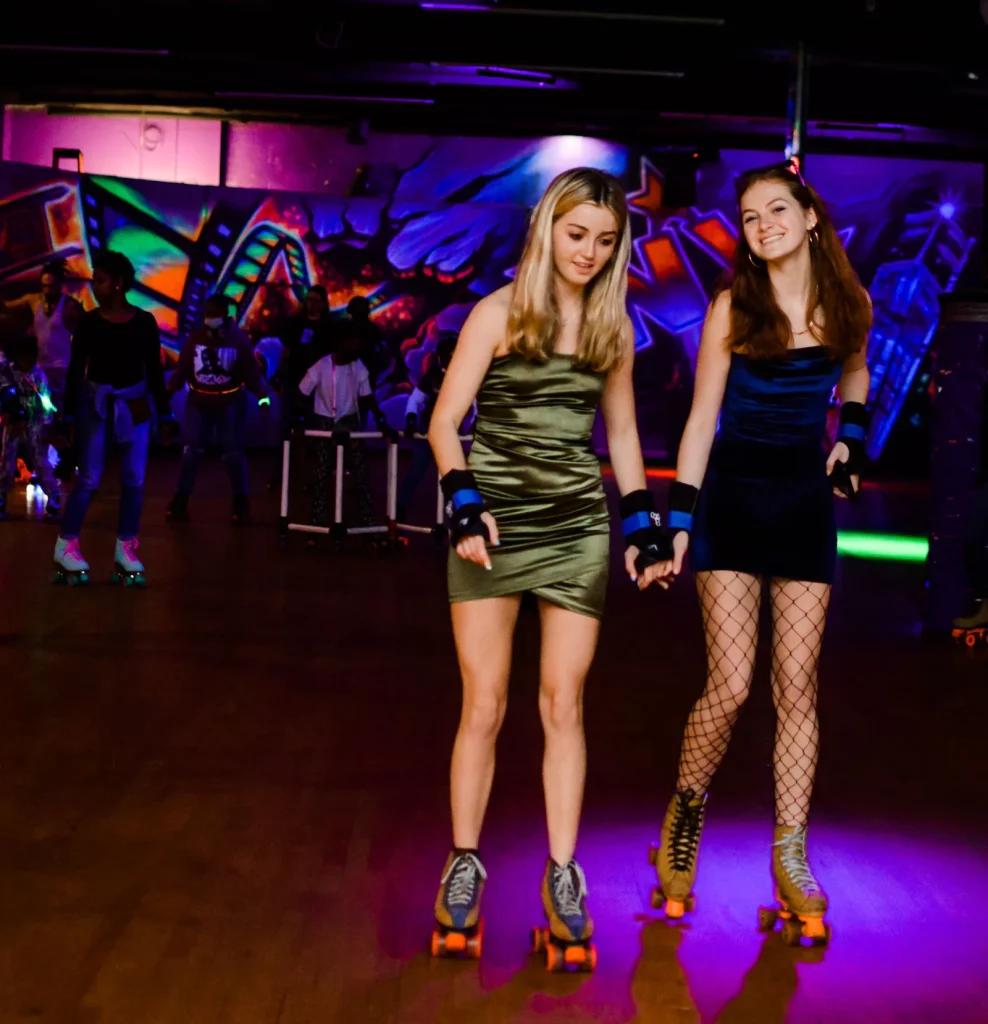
[53,251,177,586]
[165,295,272,525]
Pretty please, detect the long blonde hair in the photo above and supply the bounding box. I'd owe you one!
[507,167,631,372]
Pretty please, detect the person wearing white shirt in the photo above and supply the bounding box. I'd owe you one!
[299,328,394,528]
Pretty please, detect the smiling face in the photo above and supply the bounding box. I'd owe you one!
[740,178,818,264]
[551,202,619,289]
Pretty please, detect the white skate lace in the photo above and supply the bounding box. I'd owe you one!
[671,790,706,872]
[775,827,822,894]
[444,853,485,908]
[552,860,587,918]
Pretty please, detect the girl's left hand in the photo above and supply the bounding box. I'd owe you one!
[826,441,859,498]
[625,546,675,591]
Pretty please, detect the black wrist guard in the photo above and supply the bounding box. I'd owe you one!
[667,481,699,536]
[836,401,868,475]
[619,489,671,569]
[441,469,489,546]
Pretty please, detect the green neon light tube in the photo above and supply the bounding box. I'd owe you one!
[836,532,928,562]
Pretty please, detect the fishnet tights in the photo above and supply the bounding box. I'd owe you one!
[676,571,831,828]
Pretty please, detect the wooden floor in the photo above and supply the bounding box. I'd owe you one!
[0,453,985,1023]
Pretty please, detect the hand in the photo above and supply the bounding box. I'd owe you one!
[826,441,859,499]
[454,511,500,570]
[632,531,689,590]
[625,545,674,590]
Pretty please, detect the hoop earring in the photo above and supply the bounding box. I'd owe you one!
[809,228,819,247]
[748,251,764,269]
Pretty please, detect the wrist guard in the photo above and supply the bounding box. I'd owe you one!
[667,481,699,536]
[441,469,489,545]
[620,489,671,569]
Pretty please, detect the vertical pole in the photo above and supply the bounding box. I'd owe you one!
[387,439,398,536]
[219,120,230,187]
[279,440,290,518]
[335,442,345,524]
[785,41,807,171]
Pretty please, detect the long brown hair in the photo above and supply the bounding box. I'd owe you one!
[726,162,871,360]
[507,167,631,373]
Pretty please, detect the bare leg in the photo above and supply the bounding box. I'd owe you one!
[537,602,600,866]
[449,595,522,848]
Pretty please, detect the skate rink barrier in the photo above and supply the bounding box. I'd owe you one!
[277,430,472,547]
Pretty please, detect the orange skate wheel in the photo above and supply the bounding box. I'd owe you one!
[684,894,696,913]
[757,906,778,932]
[965,631,979,648]
[648,844,659,866]
[664,898,686,920]
[781,917,803,946]
[531,927,546,953]
[563,944,586,966]
[466,932,483,958]
[586,945,598,971]
[651,886,664,910]
[431,931,444,957]
[545,942,563,972]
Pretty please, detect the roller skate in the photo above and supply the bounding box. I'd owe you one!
[44,491,61,522]
[951,600,988,648]
[111,537,146,588]
[531,857,597,972]
[231,494,251,526]
[165,493,190,522]
[758,825,830,947]
[649,789,707,919]
[431,850,486,958]
[52,536,90,585]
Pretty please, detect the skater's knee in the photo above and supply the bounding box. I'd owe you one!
[706,672,753,713]
[460,694,507,741]
[538,685,583,735]
[772,674,818,716]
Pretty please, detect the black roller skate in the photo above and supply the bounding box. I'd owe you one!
[165,493,190,522]
[531,857,597,972]
[111,537,146,587]
[231,493,251,526]
[431,850,487,959]
[951,600,988,648]
[52,536,89,585]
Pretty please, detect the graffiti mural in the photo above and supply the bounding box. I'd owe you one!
[0,140,981,463]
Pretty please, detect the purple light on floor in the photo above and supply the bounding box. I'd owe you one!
[381,812,988,1022]
[419,3,491,9]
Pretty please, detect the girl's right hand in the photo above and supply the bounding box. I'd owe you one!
[646,530,689,586]
[454,511,500,570]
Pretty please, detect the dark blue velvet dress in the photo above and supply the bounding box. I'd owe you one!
[691,346,844,584]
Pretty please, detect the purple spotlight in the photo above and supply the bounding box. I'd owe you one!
[939,201,956,220]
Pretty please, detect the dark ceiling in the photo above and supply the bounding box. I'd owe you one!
[1,0,986,155]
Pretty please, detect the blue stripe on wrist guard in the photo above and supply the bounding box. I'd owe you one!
[667,510,693,532]
[838,422,866,441]
[452,488,483,510]
[621,510,654,538]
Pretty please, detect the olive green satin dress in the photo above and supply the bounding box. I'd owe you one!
[447,353,610,619]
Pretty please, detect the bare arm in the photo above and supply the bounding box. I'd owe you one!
[837,344,870,405]
[427,294,504,474]
[600,319,647,496]
[676,291,733,487]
